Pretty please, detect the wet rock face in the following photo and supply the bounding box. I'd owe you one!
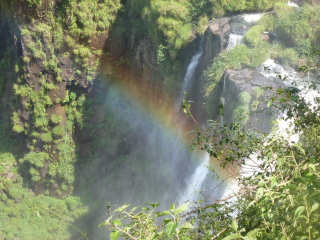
[224,69,279,133]
[203,17,231,67]
[105,29,161,84]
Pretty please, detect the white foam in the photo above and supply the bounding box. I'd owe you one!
[259,59,296,82]
[288,1,299,7]
[178,154,210,205]
[226,34,244,50]
[177,46,203,110]
[241,13,263,23]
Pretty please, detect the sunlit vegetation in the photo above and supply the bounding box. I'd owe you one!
[205,2,320,116]
[103,66,320,239]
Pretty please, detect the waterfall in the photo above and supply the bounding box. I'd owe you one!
[178,154,210,205]
[220,74,226,126]
[241,13,263,23]
[260,59,319,142]
[240,59,319,179]
[226,34,244,50]
[177,41,203,110]
[259,58,296,80]
[175,40,213,205]
[288,1,299,7]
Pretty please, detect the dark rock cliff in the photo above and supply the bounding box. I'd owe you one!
[203,17,231,67]
[223,68,279,133]
[0,0,236,196]
[0,1,116,195]
[190,17,231,121]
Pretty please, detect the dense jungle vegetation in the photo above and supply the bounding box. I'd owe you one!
[0,0,319,239]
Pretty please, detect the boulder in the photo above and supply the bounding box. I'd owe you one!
[203,18,231,67]
[223,68,279,133]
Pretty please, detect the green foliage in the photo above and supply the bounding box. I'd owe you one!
[244,25,265,48]
[149,0,193,50]
[15,0,42,6]
[0,191,87,240]
[0,122,87,239]
[274,4,320,58]
[205,3,320,116]
[103,70,320,239]
[40,132,53,143]
[4,0,319,239]
[271,44,299,66]
[205,43,270,99]
[52,126,64,137]
[257,14,276,31]
[11,112,24,133]
[101,203,197,239]
[190,0,212,22]
[139,0,211,59]
[195,15,210,34]
[50,114,62,125]
[67,0,121,38]
[232,91,252,126]
[217,0,286,13]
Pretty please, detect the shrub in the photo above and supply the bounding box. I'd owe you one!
[41,132,53,143]
[52,126,64,137]
[24,151,49,168]
[244,25,265,48]
[50,114,62,125]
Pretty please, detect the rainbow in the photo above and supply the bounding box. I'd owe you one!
[99,66,238,201]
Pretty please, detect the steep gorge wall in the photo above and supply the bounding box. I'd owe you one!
[0,0,234,199]
[223,69,279,132]
[189,17,231,121]
[0,0,121,196]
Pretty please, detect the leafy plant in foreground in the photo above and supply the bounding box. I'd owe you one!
[101,62,320,239]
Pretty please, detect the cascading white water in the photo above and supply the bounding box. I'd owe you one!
[226,34,244,50]
[220,75,227,126]
[240,59,319,180]
[177,44,203,110]
[179,13,266,205]
[178,154,210,205]
[260,59,319,142]
[241,13,263,23]
[175,40,213,205]
[259,58,296,80]
[288,1,299,7]
[177,13,286,206]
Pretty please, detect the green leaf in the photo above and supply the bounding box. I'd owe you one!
[246,228,261,238]
[256,188,264,199]
[293,143,306,156]
[231,219,238,232]
[130,207,138,213]
[112,219,122,227]
[294,206,305,218]
[110,230,120,240]
[179,222,195,229]
[267,101,272,108]
[310,203,319,214]
[169,203,175,211]
[156,210,172,217]
[222,233,243,240]
[115,205,129,212]
[175,203,189,215]
[166,222,178,237]
[146,202,160,208]
[308,164,316,172]
[182,236,192,240]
